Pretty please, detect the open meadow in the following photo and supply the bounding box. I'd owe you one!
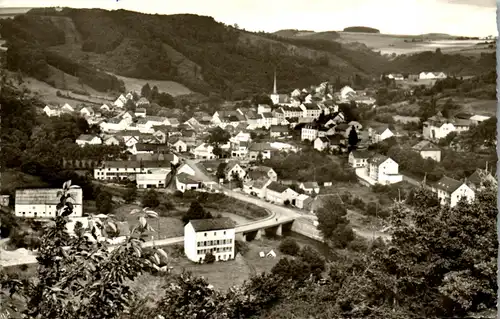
[110,73,192,97]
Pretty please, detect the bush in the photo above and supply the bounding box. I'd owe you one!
[347,237,369,252]
[235,240,250,256]
[123,187,137,204]
[284,199,290,206]
[173,190,183,198]
[142,189,160,208]
[279,237,300,256]
[204,251,216,264]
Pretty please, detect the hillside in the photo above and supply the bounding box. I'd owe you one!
[0,8,495,99]
[343,26,380,33]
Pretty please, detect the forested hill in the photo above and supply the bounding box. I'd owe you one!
[0,8,495,98]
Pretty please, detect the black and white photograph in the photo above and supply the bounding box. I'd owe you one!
[0,0,498,318]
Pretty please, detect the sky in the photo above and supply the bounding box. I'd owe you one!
[0,0,497,37]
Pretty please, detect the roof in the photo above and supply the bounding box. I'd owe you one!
[76,134,98,141]
[296,194,310,201]
[15,188,82,205]
[107,117,123,124]
[266,181,289,193]
[467,169,495,187]
[369,154,390,166]
[454,119,471,127]
[261,112,274,119]
[135,108,146,113]
[317,136,330,143]
[188,218,236,232]
[249,142,272,152]
[470,115,490,121]
[412,140,440,152]
[270,125,289,132]
[335,123,350,131]
[302,103,320,110]
[137,97,150,104]
[176,173,200,185]
[434,176,463,193]
[301,182,319,189]
[350,150,371,159]
[101,160,171,169]
[373,126,391,134]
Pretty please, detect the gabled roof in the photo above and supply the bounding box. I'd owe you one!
[101,160,171,169]
[107,117,124,124]
[15,188,83,205]
[176,172,201,185]
[168,118,180,125]
[434,176,463,194]
[301,181,319,189]
[261,112,274,119]
[266,181,289,193]
[188,218,236,232]
[412,140,440,152]
[369,154,390,166]
[135,108,146,113]
[316,136,330,143]
[270,125,289,132]
[249,142,272,152]
[467,169,496,188]
[137,97,150,104]
[373,126,391,134]
[335,123,350,131]
[350,150,371,159]
[302,103,320,110]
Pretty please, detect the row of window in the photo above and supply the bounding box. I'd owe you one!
[197,239,232,246]
[197,247,232,255]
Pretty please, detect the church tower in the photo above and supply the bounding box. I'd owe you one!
[270,69,280,105]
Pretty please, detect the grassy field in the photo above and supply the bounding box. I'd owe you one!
[110,73,192,97]
[459,98,497,116]
[0,170,48,194]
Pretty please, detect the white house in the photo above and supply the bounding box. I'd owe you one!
[469,115,491,125]
[295,194,313,210]
[79,106,94,117]
[94,160,172,181]
[175,173,202,193]
[184,218,236,263]
[231,131,251,143]
[177,163,197,177]
[419,72,447,80]
[348,121,363,131]
[412,140,441,162]
[75,134,102,147]
[301,124,319,142]
[387,73,404,81]
[300,103,322,119]
[135,108,147,118]
[43,105,61,117]
[371,127,395,143]
[265,182,299,205]
[100,117,130,132]
[171,139,188,153]
[15,186,83,218]
[61,103,74,112]
[340,86,356,100]
[433,176,475,207]
[136,169,170,189]
[298,182,320,195]
[348,150,371,168]
[103,136,121,146]
[136,97,150,107]
[114,94,127,108]
[270,125,289,138]
[100,104,111,112]
[243,178,272,198]
[257,104,272,115]
[222,161,246,181]
[366,155,403,185]
[313,137,331,152]
[193,143,216,160]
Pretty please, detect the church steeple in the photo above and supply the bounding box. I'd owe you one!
[273,69,277,95]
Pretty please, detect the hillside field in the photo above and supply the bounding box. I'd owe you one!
[110,73,192,97]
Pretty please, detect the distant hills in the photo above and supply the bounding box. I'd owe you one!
[343,26,380,33]
[0,8,495,98]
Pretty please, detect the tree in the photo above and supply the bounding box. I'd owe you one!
[125,99,136,112]
[278,238,300,256]
[206,127,230,148]
[315,200,355,248]
[182,201,212,224]
[141,83,151,99]
[151,85,159,101]
[123,186,137,204]
[348,126,359,151]
[299,245,325,278]
[0,180,167,319]
[142,189,160,208]
[95,191,113,214]
[204,251,216,264]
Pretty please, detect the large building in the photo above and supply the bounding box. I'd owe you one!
[94,160,172,181]
[184,218,236,263]
[15,186,83,218]
[433,176,475,207]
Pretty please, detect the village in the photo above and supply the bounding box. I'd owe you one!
[2,67,496,270]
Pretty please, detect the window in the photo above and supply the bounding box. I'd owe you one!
[214,232,217,236]
[204,233,207,237]
[223,231,226,235]
[197,242,200,247]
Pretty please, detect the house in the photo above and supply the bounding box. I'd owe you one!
[100,117,129,132]
[371,127,395,143]
[313,136,331,152]
[387,73,404,81]
[122,111,135,121]
[270,125,289,138]
[75,134,102,147]
[171,138,188,153]
[103,136,121,146]
[348,121,363,131]
[184,218,236,263]
[135,108,146,118]
[175,173,202,192]
[61,103,74,112]
[257,104,272,114]
[469,115,491,125]
[334,123,352,138]
[422,114,470,140]
[246,166,278,182]
[301,124,319,142]
[100,104,111,112]
[231,131,251,143]
[43,105,61,117]
[114,94,127,108]
[193,143,216,159]
[295,194,313,210]
[136,168,170,189]
[177,163,197,177]
[467,168,497,191]
[79,106,95,117]
[366,155,403,185]
[298,182,320,195]
[325,112,345,127]
[348,150,371,168]
[257,112,278,128]
[300,103,322,119]
[433,176,475,207]
[340,86,356,100]
[248,143,273,160]
[265,182,299,205]
[412,140,441,162]
[94,160,172,181]
[15,186,83,218]
[243,178,272,198]
[230,140,249,158]
[220,161,246,181]
[136,97,150,106]
[280,105,303,119]
[419,72,447,80]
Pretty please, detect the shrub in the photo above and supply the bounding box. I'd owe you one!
[279,237,300,256]
[235,240,249,256]
[142,189,160,208]
[347,237,369,252]
[173,190,183,198]
[204,251,216,264]
[284,199,290,206]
